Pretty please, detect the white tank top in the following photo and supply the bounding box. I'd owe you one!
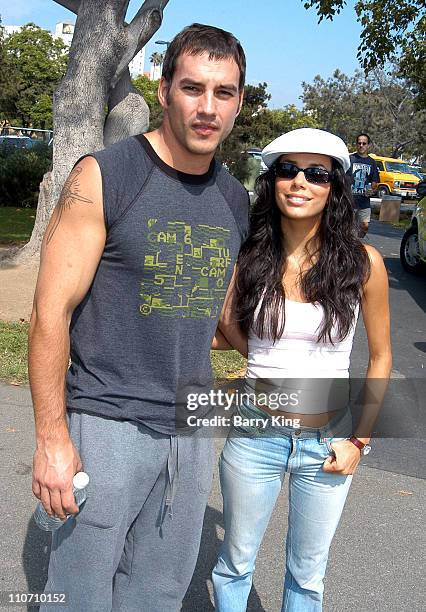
[245,299,359,414]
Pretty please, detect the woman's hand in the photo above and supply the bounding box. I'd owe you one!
[322,440,361,475]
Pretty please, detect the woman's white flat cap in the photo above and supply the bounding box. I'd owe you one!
[262,128,351,173]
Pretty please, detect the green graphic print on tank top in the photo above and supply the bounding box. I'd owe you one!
[140,219,231,319]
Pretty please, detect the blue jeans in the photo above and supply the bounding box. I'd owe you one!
[212,403,353,612]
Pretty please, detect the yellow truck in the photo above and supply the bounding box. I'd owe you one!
[370,154,420,199]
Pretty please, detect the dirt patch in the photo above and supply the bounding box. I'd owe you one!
[0,247,39,322]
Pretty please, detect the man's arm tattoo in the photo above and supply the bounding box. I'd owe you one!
[46,166,94,245]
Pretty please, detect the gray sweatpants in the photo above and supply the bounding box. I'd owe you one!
[40,411,215,612]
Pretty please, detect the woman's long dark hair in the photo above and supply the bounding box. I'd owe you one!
[235,160,371,343]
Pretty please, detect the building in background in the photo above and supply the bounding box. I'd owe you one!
[149,63,162,81]
[129,48,146,78]
[53,20,75,46]
[3,25,22,36]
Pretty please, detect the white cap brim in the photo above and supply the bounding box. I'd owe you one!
[262,128,350,173]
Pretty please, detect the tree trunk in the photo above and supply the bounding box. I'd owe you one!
[10,0,169,265]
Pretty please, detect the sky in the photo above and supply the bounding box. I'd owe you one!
[0,0,363,108]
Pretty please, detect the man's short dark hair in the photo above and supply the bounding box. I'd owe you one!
[162,23,246,91]
[356,132,371,144]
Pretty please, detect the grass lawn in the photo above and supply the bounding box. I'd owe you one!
[211,350,247,380]
[390,218,411,230]
[0,321,29,384]
[0,322,245,385]
[0,207,36,244]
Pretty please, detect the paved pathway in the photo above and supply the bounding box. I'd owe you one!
[0,220,425,611]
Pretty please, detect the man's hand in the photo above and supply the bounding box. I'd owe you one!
[32,434,83,520]
[322,440,361,475]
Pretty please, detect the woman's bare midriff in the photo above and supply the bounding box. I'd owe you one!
[257,405,339,428]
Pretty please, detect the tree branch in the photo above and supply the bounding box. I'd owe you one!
[397,94,410,113]
[391,138,414,158]
[109,68,133,112]
[129,0,170,29]
[111,0,170,87]
[53,0,82,14]
[118,1,132,22]
[104,67,149,146]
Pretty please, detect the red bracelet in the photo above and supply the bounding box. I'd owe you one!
[349,436,365,451]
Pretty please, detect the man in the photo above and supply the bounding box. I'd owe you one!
[350,132,379,237]
[29,23,248,611]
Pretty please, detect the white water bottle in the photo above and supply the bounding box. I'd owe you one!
[33,471,89,531]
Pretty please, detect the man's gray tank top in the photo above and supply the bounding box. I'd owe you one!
[66,135,249,434]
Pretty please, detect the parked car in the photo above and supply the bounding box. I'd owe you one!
[246,148,268,172]
[0,135,35,149]
[400,181,426,274]
[370,154,420,199]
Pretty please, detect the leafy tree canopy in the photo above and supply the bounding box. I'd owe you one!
[304,1,425,108]
[0,18,22,123]
[302,68,426,161]
[1,23,68,128]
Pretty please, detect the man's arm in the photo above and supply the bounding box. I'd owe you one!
[216,266,248,357]
[29,155,106,520]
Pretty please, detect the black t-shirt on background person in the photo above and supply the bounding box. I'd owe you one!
[349,153,379,209]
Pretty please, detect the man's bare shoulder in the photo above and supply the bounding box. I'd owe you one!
[44,155,104,248]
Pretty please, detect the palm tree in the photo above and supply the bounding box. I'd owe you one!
[149,51,165,67]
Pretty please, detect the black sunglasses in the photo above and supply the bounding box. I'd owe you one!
[274,161,332,185]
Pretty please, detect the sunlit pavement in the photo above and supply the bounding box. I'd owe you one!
[1,221,425,611]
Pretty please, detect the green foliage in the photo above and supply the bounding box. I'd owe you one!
[0,207,36,243]
[303,0,347,21]
[1,23,68,128]
[0,144,52,207]
[303,1,425,109]
[132,75,163,129]
[398,15,426,110]
[302,69,426,160]
[265,106,319,143]
[30,94,53,130]
[0,20,21,122]
[132,74,159,106]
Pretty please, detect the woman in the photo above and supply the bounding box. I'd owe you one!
[211,128,392,611]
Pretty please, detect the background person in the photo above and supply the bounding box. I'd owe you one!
[350,132,379,237]
[29,23,249,612]
[211,128,391,611]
